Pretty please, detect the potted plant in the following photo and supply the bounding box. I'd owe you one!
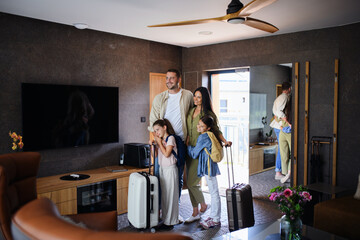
[269,185,312,240]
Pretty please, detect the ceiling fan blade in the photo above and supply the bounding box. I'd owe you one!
[148,15,228,27]
[238,0,278,17]
[243,17,279,33]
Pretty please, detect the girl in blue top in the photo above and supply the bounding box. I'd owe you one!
[187,115,222,229]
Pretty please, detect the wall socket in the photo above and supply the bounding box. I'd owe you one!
[141,117,146,122]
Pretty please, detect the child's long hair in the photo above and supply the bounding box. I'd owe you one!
[153,119,175,136]
[200,115,222,146]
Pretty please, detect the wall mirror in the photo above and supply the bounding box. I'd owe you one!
[249,63,293,144]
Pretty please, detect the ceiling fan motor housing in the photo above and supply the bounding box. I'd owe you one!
[227,0,244,14]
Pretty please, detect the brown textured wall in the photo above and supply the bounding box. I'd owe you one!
[0,13,182,177]
[182,23,360,188]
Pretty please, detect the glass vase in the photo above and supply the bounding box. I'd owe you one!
[280,215,302,240]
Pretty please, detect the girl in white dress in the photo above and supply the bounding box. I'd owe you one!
[152,119,180,227]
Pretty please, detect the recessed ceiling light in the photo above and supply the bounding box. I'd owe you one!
[73,23,88,30]
[198,31,213,35]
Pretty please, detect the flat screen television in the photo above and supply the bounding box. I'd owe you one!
[22,83,119,151]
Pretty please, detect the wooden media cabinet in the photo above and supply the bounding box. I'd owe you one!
[36,166,147,215]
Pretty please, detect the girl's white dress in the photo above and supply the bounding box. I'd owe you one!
[158,136,179,225]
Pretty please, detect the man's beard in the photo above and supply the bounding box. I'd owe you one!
[167,83,177,90]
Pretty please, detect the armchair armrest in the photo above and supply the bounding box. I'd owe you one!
[68,210,117,231]
[12,198,193,240]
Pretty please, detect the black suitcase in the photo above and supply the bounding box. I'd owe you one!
[225,146,255,231]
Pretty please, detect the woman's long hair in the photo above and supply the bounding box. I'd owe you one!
[194,87,214,115]
[284,97,292,124]
[153,119,175,136]
[200,115,222,146]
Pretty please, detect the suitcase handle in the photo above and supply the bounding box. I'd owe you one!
[143,146,149,173]
[149,143,156,175]
[225,145,235,188]
[150,194,154,213]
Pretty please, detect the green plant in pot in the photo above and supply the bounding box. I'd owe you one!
[265,129,273,142]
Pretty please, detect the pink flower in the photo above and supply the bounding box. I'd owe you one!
[283,188,293,198]
[302,191,312,201]
[269,192,277,201]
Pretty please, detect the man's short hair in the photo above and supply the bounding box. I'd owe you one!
[167,69,181,78]
[282,82,291,91]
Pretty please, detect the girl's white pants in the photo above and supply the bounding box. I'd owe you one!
[205,175,221,222]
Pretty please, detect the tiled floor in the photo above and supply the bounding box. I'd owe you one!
[118,170,286,239]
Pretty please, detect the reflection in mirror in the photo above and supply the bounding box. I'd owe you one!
[249,63,293,199]
[250,63,293,143]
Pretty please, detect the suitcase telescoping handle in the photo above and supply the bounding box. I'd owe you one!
[149,143,156,175]
[143,146,149,173]
[225,145,235,188]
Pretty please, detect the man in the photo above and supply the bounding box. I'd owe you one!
[270,82,291,180]
[148,69,193,212]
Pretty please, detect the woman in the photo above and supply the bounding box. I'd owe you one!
[184,87,231,223]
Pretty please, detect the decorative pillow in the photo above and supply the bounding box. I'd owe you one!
[354,174,360,200]
[61,215,87,229]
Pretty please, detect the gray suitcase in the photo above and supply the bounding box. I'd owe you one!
[225,146,255,231]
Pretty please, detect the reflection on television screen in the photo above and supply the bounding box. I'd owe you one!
[22,83,119,151]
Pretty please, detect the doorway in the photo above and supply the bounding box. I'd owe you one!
[210,70,250,192]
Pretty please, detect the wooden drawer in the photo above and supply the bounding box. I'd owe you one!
[56,200,77,215]
[117,176,130,214]
[117,187,128,214]
[38,187,76,203]
[249,149,264,175]
[38,188,77,215]
[38,192,51,199]
[117,177,129,189]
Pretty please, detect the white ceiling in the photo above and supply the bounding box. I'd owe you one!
[1,0,360,48]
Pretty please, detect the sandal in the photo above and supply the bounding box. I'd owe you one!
[199,204,211,215]
[200,218,220,229]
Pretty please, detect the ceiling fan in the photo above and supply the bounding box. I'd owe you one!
[148,0,279,33]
